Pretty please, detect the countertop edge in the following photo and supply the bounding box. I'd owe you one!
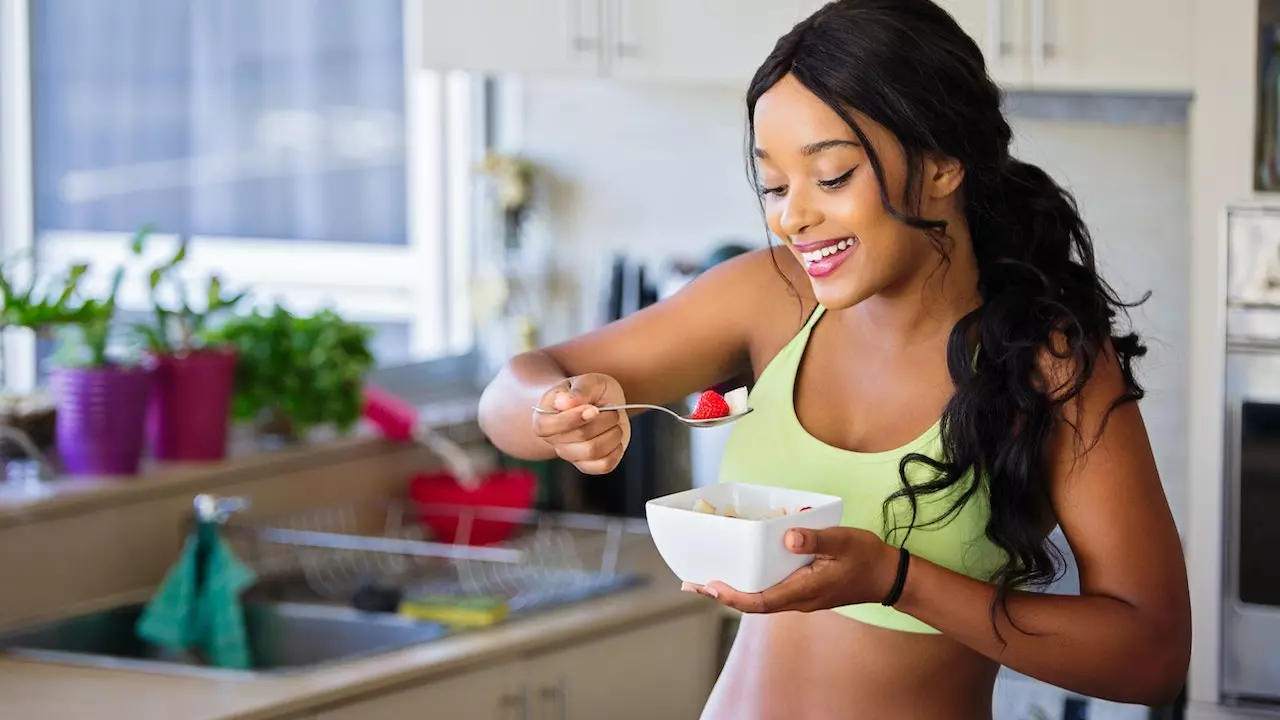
[0,433,402,529]
[0,570,712,720]
[0,533,713,720]
[226,586,712,720]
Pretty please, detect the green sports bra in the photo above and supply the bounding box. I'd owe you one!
[718,304,1007,633]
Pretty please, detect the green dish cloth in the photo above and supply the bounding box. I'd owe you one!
[136,520,257,669]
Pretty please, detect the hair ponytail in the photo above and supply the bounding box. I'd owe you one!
[931,155,1149,630]
[746,0,1148,637]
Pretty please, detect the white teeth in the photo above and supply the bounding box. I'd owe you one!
[802,239,854,263]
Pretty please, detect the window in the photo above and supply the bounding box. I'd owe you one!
[1,0,486,391]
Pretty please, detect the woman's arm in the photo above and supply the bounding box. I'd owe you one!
[889,345,1190,704]
[478,247,801,461]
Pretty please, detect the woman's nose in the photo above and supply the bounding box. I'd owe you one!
[779,191,822,238]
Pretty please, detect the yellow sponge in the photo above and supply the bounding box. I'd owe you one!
[397,595,509,628]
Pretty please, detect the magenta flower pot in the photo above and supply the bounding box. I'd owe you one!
[145,348,237,462]
[53,365,153,476]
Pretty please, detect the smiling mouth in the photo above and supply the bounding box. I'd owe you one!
[797,237,856,265]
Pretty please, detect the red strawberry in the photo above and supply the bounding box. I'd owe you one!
[691,390,731,420]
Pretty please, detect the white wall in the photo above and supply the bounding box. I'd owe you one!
[520,78,764,341]
[519,77,1191,528]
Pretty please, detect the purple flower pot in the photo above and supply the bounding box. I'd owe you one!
[145,348,237,462]
[53,365,153,476]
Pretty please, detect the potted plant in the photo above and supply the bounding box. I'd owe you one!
[46,254,153,476]
[0,254,96,462]
[130,228,247,462]
[202,304,374,444]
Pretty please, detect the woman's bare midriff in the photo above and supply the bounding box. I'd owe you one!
[701,610,999,720]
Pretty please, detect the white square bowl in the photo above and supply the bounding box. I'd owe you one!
[645,482,844,593]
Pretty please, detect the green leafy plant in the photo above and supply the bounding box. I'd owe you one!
[38,225,154,370]
[202,304,375,439]
[129,226,247,354]
[0,251,107,457]
[0,250,98,332]
[44,265,127,369]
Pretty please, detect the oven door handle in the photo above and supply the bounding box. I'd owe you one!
[1224,396,1244,608]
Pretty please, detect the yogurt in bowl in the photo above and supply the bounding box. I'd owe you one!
[645,482,844,593]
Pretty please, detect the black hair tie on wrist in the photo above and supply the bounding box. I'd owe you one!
[881,546,910,607]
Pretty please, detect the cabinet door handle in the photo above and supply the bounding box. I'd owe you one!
[613,0,639,58]
[1030,0,1055,65]
[539,679,568,720]
[986,0,1013,58]
[568,0,597,53]
[499,688,529,720]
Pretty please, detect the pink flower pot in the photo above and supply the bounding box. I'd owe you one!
[145,348,237,462]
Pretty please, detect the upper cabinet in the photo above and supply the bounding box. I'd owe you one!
[931,0,1193,93]
[422,0,1193,94]
[798,0,1030,85]
[418,0,603,77]
[1020,0,1192,93]
[608,0,800,86]
[420,0,805,86]
[935,0,1030,86]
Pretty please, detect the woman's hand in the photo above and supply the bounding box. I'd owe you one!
[532,373,631,475]
[683,526,901,613]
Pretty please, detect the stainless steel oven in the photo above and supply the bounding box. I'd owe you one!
[1223,205,1280,706]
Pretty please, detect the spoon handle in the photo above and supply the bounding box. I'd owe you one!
[531,403,675,417]
[595,403,674,415]
[530,403,750,428]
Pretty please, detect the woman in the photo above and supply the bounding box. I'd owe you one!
[477,0,1191,717]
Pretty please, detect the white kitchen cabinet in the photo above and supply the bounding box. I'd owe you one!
[421,0,1191,93]
[315,662,520,719]
[1022,0,1192,93]
[314,609,720,720]
[608,1,801,86]
[419,0,602,77]
[796,0,1028,85]
[523,611,720,720]
[420,0,805,86]
[935,0,1031,86]
[801,0,1192,93]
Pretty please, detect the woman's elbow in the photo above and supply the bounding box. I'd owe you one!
[1154,636,1191,705]
[1128,621,1190,706]
[1131,664,1187,707]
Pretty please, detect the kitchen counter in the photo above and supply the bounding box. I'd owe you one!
[0,376,722,719]
[0,542,712,720]
[0,432,388,530]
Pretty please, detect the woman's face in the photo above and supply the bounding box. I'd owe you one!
[752,74,963,310]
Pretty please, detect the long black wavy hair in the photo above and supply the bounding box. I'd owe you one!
[746,0,1147,635]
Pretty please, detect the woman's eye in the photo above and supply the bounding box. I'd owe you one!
[759,184,787,197]
[818,168,856,189]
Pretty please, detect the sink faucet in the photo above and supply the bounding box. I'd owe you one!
[193,494,250,525]
[0,425,56,482]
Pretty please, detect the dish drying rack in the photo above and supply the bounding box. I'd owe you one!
[201,495,653,615]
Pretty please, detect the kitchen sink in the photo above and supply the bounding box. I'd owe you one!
[0,601,449,678]
[0,570,648,679]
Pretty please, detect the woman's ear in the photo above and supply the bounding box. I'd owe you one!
[924,154,965,199]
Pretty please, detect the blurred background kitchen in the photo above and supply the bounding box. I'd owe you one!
[0,0,1270,718]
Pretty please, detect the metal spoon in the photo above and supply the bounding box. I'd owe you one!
[532,404,752,428]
